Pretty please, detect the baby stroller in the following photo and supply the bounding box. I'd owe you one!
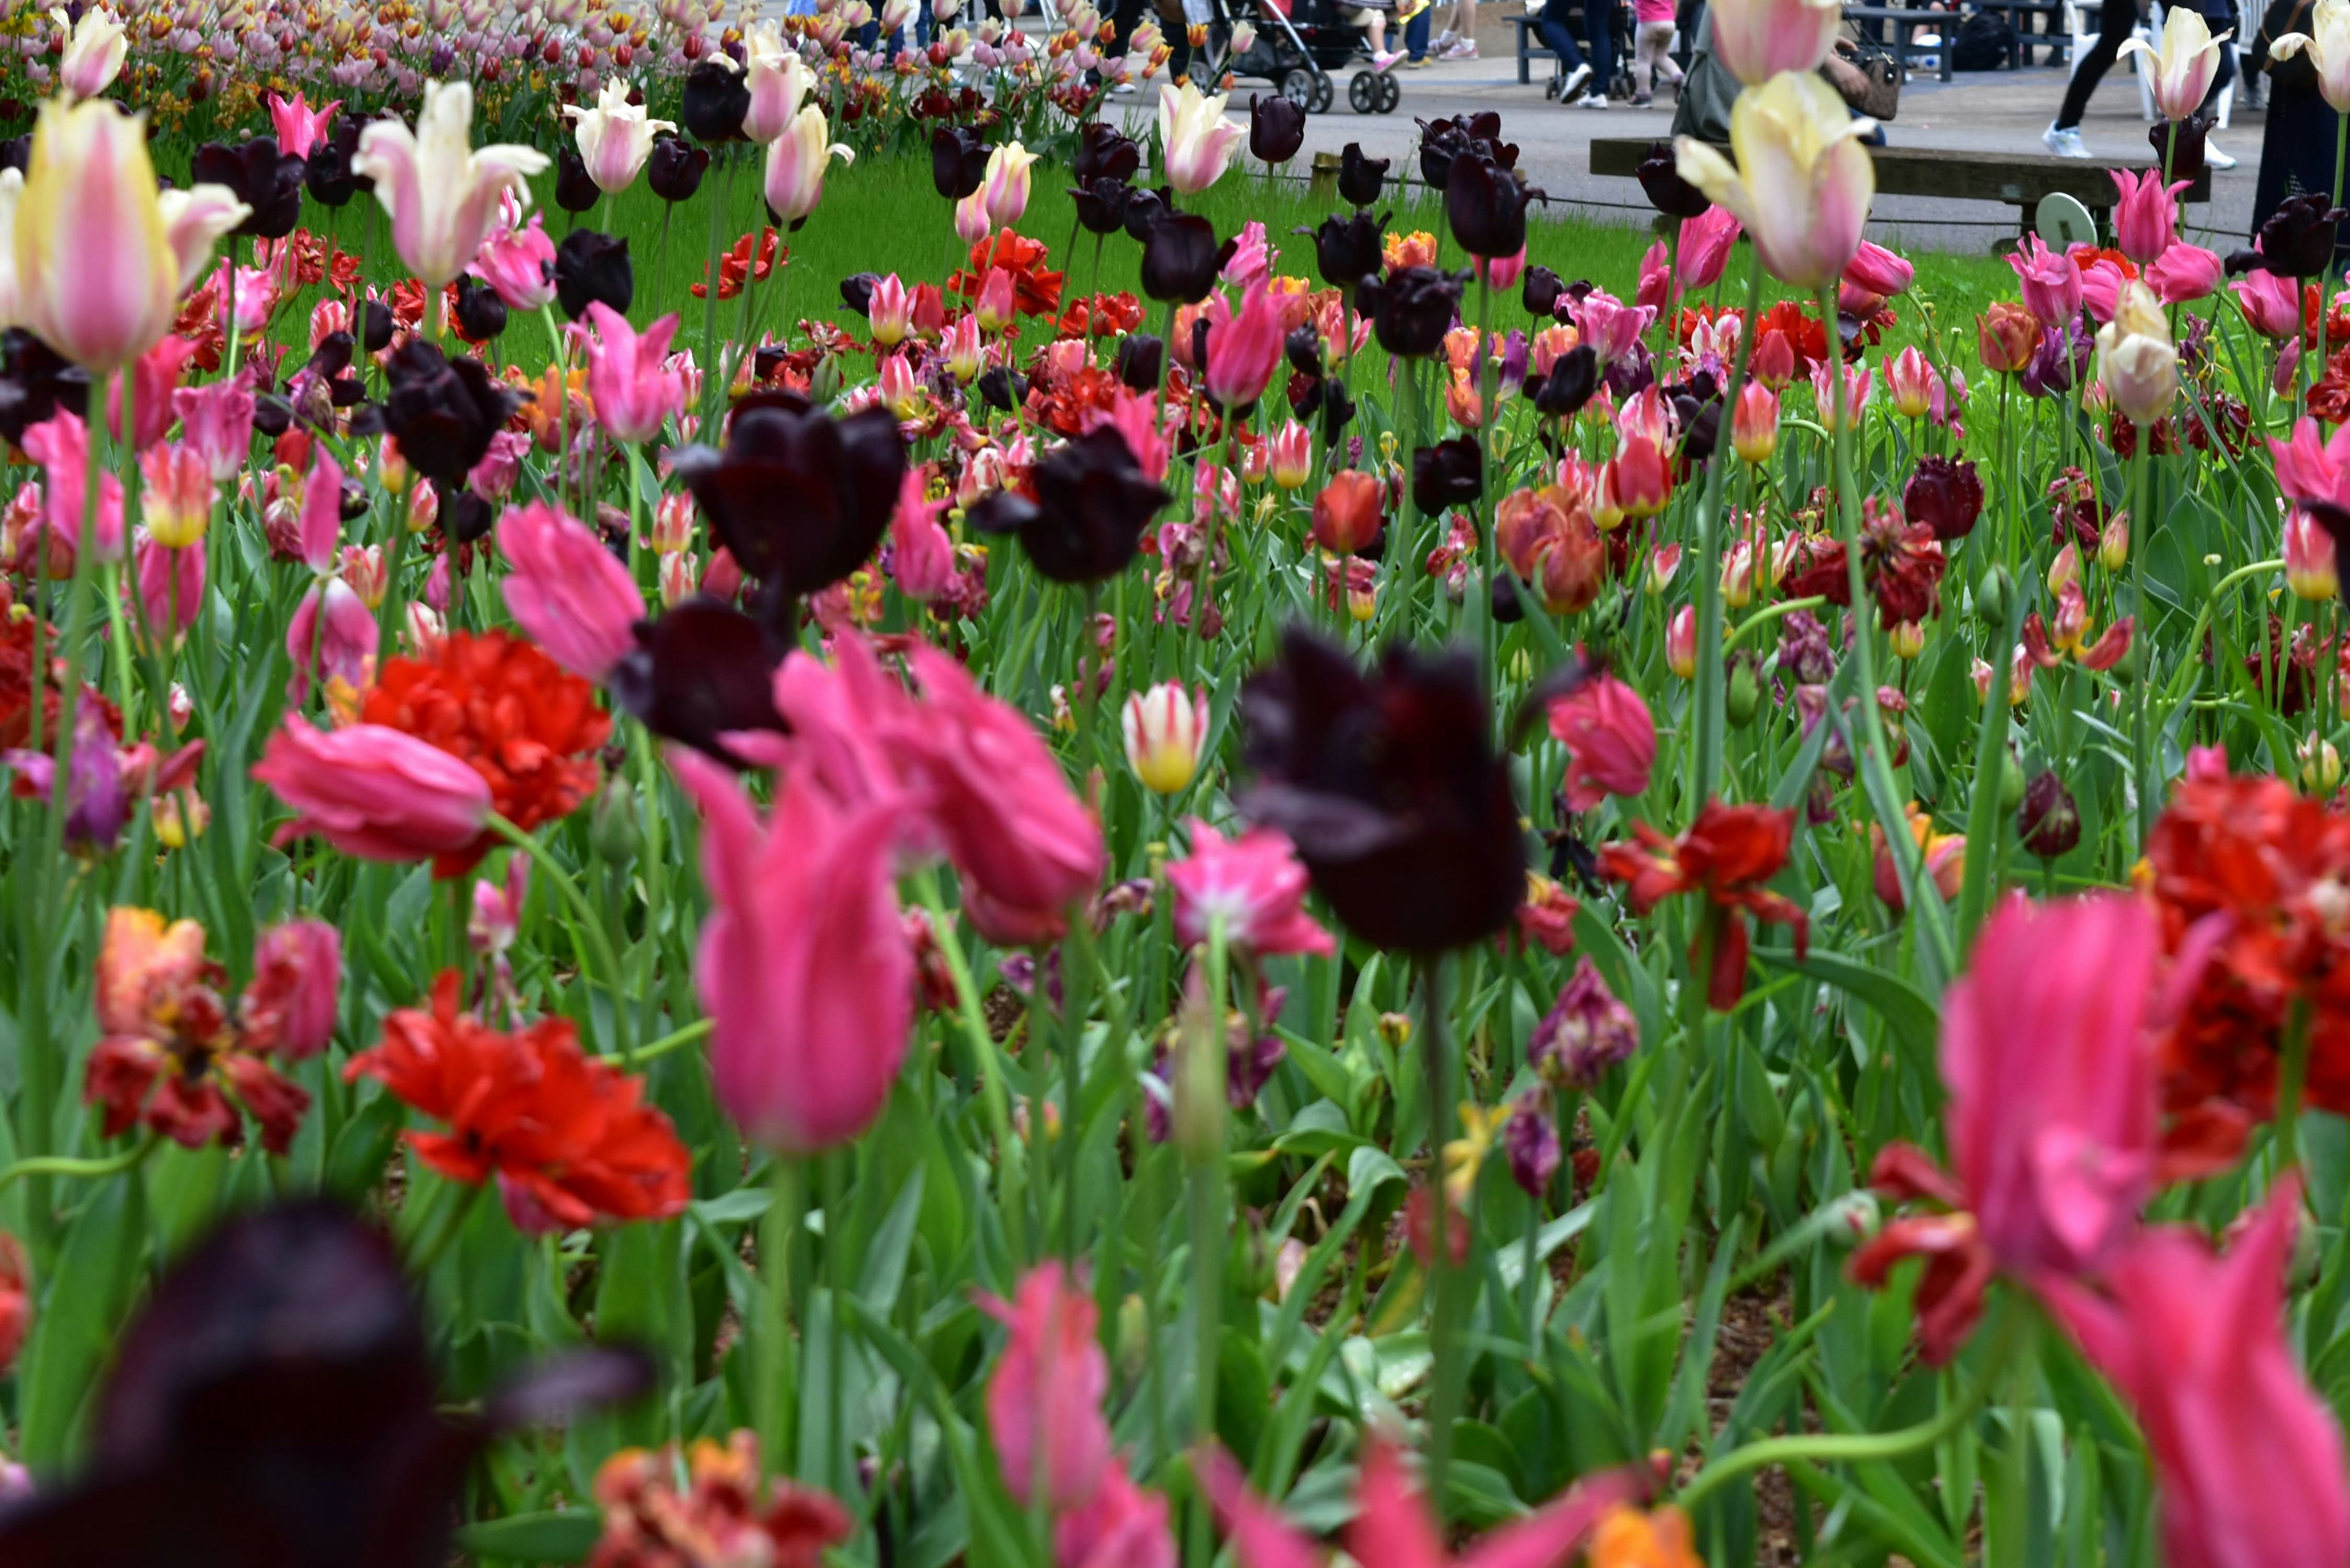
[1203,0,1403,114]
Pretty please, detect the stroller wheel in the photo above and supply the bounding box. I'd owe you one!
[1279,66,1316,109]
[1375,72,1400,111]
[1348,69,1378,112]
[1310,74,1335,111]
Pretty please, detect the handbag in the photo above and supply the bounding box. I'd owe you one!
[1837,28,1903,120]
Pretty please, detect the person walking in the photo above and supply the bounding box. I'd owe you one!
[1432,0,1481,57]
[2250,0,2349,268]
[2045,0,2239,165]
[1529,0,1616,103]
[1629,0,1685,102]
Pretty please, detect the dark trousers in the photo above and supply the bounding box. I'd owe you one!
[1535,4,1610,87]
[2056,0,2143,127]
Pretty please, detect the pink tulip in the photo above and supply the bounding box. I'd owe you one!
[2077,255,2130,324]
[252,719,493,863]
[1204,1439,1646,1568]
[1707,0,1843,83]
[1854,895,2167,1362]
[1480,245,1526,291]
[955,188,993,247]
[1843,238,1915,298]
[868,273,913,347]
[2040,1181,2350,1568]
[469,429,529,501]
[979,140,1037,231]
[2233,267,2307,340]
[1572,290,1654,367]
[900,641,1105,917]
[1203,279,1284,410]
[763,105,851,226]
[1547,671,1656,812]
[889,466,958,603]
[241,919,343,1058]
[1676,206,1742,293]
[172,375,256,481]
[1635,239,1671,313]
[2274,416,2350,517]
[1883,345,1941,420]
[295,449,345,573]
[2110,168,2188,264]
[133,531,205,642]
[137,441,214,550]
[496,499,646,681]
[670,748,912,1155]
[470,212,559,312]
[268,91,342,160]
[978,1263,1113,1514]
[2005,234,2082,329]
[1810,358,1873,431]
[577,302,684,444]
[975,267,1016,335]
[108,335,195,451]
[1095,389,1169,482]
[285,577,381,702]
[2147,242,2222,304]
[564,77,676,196]
[2121,4,2230,120]
[1056,1457,1176,1568]
[23,409,125,564]
[1168,819,1335,958]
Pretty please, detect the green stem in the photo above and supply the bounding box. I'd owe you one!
[1419,954,1463,1510]
[483,812,633,1057]
[630,1016,714,1067]
[1692,261,1769,805]
[2130,442,2153,853]
[761,1153,806,1477]
[1184,914,1231,1568]
[1721,595,1828,654]
[0,1132,160,1195]
[2278,997,2313,1172]
[405,1179,484,1277]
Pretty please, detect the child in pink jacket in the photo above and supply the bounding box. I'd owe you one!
[1630,0,1684,104]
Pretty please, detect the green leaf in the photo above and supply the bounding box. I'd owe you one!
[450,1511,603,1563]
[1756,944,1939,1064]
[19,1173,148,1468]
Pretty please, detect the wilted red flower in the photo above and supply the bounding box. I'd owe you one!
[591,1432,851,1568]
[346,971,691,1232]
[362,630,608,876]
[1751,300,1829,379]
[689,228,783,301]
[1599,802,1807,1009]
[1512,871,1580,956]
[0,613,72,749]
[2144,772,2350,1157]
[85,908,311,1154]
[1781,499,1946,632]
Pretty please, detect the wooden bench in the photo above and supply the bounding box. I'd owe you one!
[1589,137,2212,246]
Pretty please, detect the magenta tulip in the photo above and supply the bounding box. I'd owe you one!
[576,302,684,445]
[1168,819,1335,958]
[1546,671,1657,812]
[252,719,493,863]
[978,1263,1113,1513]
[285,578,381,703]
[496,500,646,682]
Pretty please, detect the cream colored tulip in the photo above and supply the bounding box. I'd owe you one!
[1674,72,1875,292]
[51,6,125,100]
[0,168,21,331]
[353,80,550,289]
[1157,80,1244,195]
[980,141,1037,231]
[742,23,815,144]
[2120,6,2231,121]
[2095,280,2179,425]
[563,77,676,195]
[2273,0,2350,113]
[1707,0,1843,85]
[763,105,854,226]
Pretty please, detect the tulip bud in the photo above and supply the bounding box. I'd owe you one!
[1889,619,1926,660]
[658,549,698,607]
[2302,733,2343,795]
[650,490,696,553]
[1376,1010,1413,1048]
[1731,381,1779,465]
[1647,543,1682,594]
[1998,750,2027,813]
[1974,566,2010,630]
[591,776,642,865]
[2288,512,2340,602]
[1121,682,1206,795]
[1172,998,1226,1165]
[1825,1189,1881,1249]
[340,543,387,608]
[2048,541,2081,597]
[2017,769,2080,858]
[2098,512,2129,573]
[1267,420,1311,491]
[1726,657,1761,726]
[1666,605,1698,680]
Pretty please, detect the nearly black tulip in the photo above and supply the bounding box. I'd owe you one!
[1445,149,1540,260]
[646,132,709,202]
[1412,436,1482,517]
[1317,378,1357,441]
[681,57,751,142]
[1073,121,1142,186]
[2249,192,2348,278]
[1285,324,1322,378]
[0,133,28,176]
[360,299,394,354]
[0,327,89,449]
[2152,113,2208,183]
[2018,769,2081,859]
[303,114,371,206]
[1072,176,1133,236]
[1140,213,1226,305]
[1240,628,1524,952]
[452,275,508,342]
[930,124,990,201]
[1635,140,1710,219]
[1904,454,1984,541]
[1338,141,1388,207]
[190,136,306,240]
[380,340,520,491]
[1521,264,1565,319]
[966,425,1168,583]
[1417,116,1469,190]
[1532,344,1597,418]
[976,365,1025,412]
[1357,265,1463,359]
[0,1201,652,1568]
[840,271,882,315]
[1116,333,1164,391]
[444,488,496,545]
[554,146,602,213]
[610,598,789,764]
[670,389,906,626]
[1250,92,1305,165]
[1303,210,1385,289]
[554,229,633,320]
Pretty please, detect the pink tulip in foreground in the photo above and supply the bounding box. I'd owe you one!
[252,719,493,863]
[978,1263,1113,1513]
[2109,168,2188,264]
[1707,0,1842,83]
[1675,73,1874,291]
[1168,818,1334,958]
[1854,894,2169,1362]
[1056,1456,1176,1568]
[1547,670,1657,812]
[2040,1180,2350,1568]
[1204,1438,1647,1568]
[496,500,646,682]
[671,749,912,1156]
[577,303,685,446]
[1675,206,1742,293]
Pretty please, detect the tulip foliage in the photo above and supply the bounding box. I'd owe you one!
[0,6,2348,1567]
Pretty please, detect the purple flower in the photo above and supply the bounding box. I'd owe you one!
[1530,957,1639,1091]
[1504,1089,1561,1198]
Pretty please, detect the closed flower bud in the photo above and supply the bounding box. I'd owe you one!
[1889,619,1926,659]
[2288,512,2338,602]
[1667,604,1699,679]
[658,549,698,607]
[2017,769,2080,858]
[1726,657,1761,725]
[1731,381,1779,465]
[1122,682,1207,795]
[2303,733,2343,794]
[2098,512,2130,572]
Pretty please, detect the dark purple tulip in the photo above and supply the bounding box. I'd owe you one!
[1140,213,1227,305]
[1303,211,1385,289]
[379,340,520,491]
[1412,436,1482,517]
[1904,455,1984,540]
[1533,343,1598,419]
[1338,141,1389,207]
[646,132,709,202]
[610,597,790,765]
[1249,92,1306,165]
[1636,140,1710,219]
[929,123,989,201]
[681,58,750,142]
[966,426,1168,583]
[190,136,306,239]
[1359,265,1463,359]
[2018,769,2081,859]
[1446,149,1540,259]
[554,229,632,320]
[553,146,601,213]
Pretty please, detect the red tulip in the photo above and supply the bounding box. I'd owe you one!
[978,1263,1112,1514]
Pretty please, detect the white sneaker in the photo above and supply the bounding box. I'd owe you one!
[1573,90,1610,108]
[2204,138,2237,170]
[1439,37,1477,57]
[1431,28,1456,50]
[2043,122,2089,158]
[1557,61,1592,100]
